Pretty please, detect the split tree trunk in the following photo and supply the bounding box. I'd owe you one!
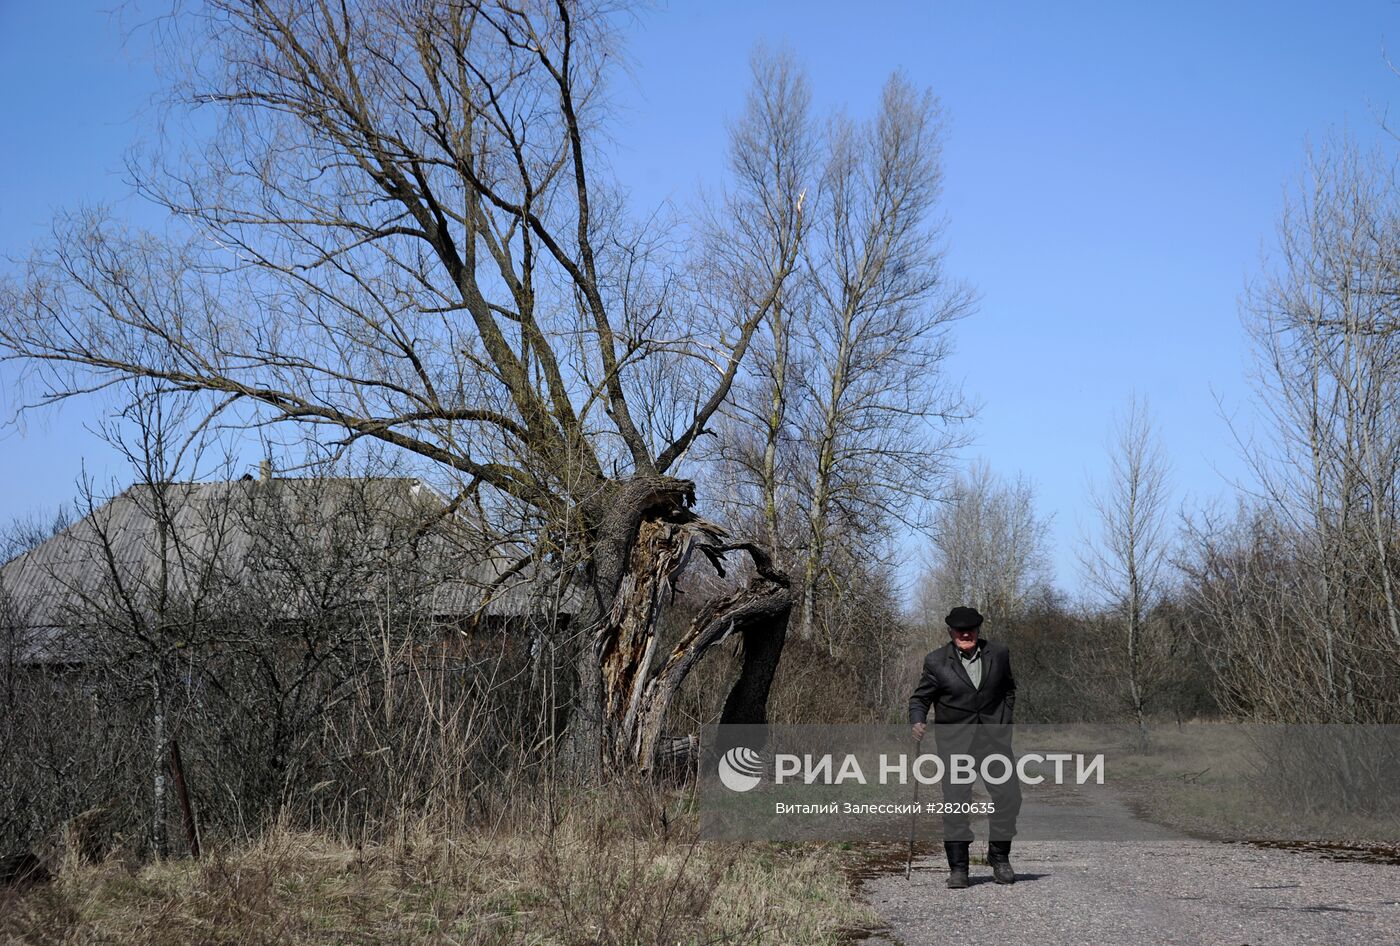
[567,474,793,775]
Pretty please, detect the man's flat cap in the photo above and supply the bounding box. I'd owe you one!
[945,606,984,629]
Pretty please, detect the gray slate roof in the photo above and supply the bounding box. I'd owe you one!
[0,476,577,664]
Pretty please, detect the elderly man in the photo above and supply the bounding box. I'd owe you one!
[908,605,1021,888]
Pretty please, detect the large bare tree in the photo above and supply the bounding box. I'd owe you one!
[794,73,973,647]
[0,1,816,774]
[709,70,974,650]
[705,50,816,574]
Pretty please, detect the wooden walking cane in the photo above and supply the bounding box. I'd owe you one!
[906,732,924,880]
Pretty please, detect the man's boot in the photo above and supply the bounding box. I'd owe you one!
[944,841,970,889]
[987,839,1015,884]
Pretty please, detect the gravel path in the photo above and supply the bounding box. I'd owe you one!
[861,811,1400,945]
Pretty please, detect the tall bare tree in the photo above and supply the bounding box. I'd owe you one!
[0,1,817,774]
[1079,396,1172,739]
[795,73,974,648]
[703,48,816,571]
[709,69,973,648]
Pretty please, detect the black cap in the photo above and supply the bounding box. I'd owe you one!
[945,606,984,629]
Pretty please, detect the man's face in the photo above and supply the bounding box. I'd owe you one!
[948,624,980,652]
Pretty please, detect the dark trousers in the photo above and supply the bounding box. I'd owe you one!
[935,723,1022,843]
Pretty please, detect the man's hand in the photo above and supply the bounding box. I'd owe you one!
[912,722,926,741]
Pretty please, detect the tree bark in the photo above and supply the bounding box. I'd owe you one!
[168,738,200,859]
[567,475,792,774]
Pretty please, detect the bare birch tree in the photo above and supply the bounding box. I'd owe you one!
[0,1,826,775]
[93,382,246,856]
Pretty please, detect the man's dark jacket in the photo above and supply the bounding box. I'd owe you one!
[907,638,1016,726]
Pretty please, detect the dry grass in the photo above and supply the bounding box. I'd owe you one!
[1,785,879,946]
[1048,723,1400,846]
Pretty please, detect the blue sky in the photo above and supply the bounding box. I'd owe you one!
[3,1,1399,600]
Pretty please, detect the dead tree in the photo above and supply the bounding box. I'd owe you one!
[0,0,813,775]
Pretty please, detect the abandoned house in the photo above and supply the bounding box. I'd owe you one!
[0,471,577,672]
